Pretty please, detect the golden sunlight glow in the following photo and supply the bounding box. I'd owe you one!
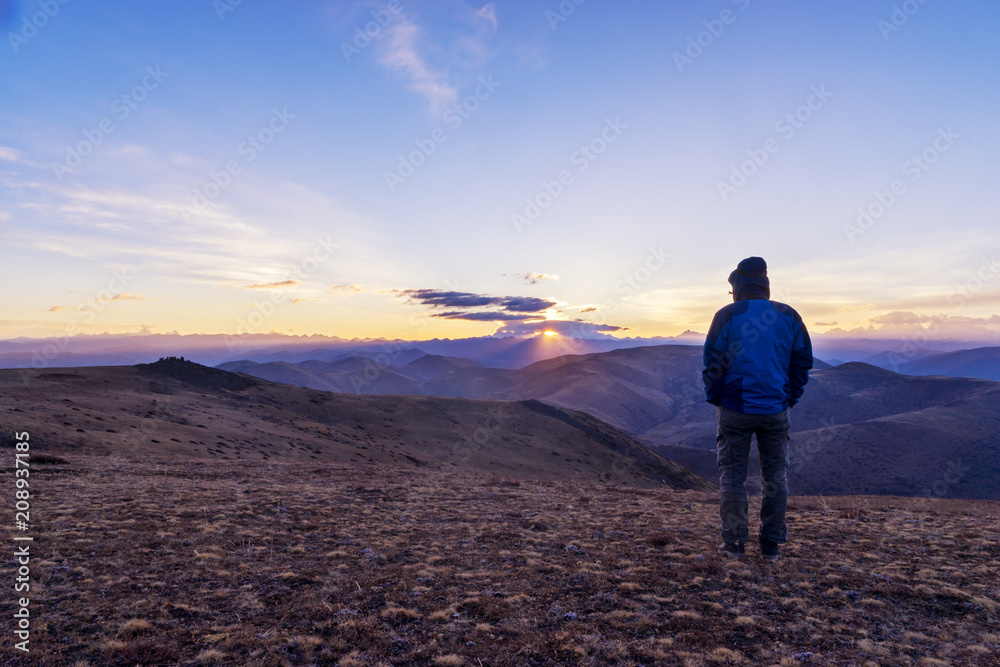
[543,330,559,336]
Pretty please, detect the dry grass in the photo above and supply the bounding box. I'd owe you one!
[118,618,154,638]
[2,456,998,666]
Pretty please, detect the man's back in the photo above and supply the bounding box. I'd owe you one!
[703,297,812,414]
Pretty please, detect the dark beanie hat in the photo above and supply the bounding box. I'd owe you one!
[728,257,770,301]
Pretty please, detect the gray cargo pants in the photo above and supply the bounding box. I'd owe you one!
[716,405,790,545]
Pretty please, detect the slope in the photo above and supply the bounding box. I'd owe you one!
[0,359,712,491]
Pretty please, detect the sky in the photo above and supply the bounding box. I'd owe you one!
[1,0,999,342]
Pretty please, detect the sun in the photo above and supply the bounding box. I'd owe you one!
[543,330,559,337]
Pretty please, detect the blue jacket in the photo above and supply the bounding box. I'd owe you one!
[703,258,813,414]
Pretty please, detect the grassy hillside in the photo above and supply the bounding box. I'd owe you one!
[216,345,1000,498]
[0,359,711,491]
[3,458,997,665]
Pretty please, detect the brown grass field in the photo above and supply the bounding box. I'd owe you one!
[3,456,999,666]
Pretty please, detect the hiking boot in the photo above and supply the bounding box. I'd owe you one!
[722,541,745,558]
[760,538,781,560]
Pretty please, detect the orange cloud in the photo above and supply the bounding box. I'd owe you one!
[110,292,149,301]
[329,283,363,295]
[245,280,299,289]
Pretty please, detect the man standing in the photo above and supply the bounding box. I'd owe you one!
[702,257,812,560]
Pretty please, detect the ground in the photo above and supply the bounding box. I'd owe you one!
[3,457,999,666]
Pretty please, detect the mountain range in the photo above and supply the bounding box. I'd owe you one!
[6,331,1000,380]
[868,345,1000,382]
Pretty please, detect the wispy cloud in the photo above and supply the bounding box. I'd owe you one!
[376,3,498,114]
[7,142,387,292]
[514,43,546,69]
[476,3,497,28]
[47,292,151,313]
[329,283,363,295]
[109,292,150,301]
[0,146,21,162]
[505,271,559,284]
[820,313,1000,341]
[244,280,300,290]
[66,292,151,311]
[869,311,932,325]
[521,272,559,284]
[379,21,458,113]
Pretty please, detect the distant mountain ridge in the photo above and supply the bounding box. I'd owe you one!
[3,330,997,374]
[0,331,702,370]
[886,346,1000,382]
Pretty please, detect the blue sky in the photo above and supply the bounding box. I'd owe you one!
[1,0,998,341]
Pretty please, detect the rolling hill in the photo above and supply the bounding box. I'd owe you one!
[216,358,426,394]
[471,348,1000,500]
[220,345,1000,499]
[513,350,1000,500]
[0,358,712,491]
